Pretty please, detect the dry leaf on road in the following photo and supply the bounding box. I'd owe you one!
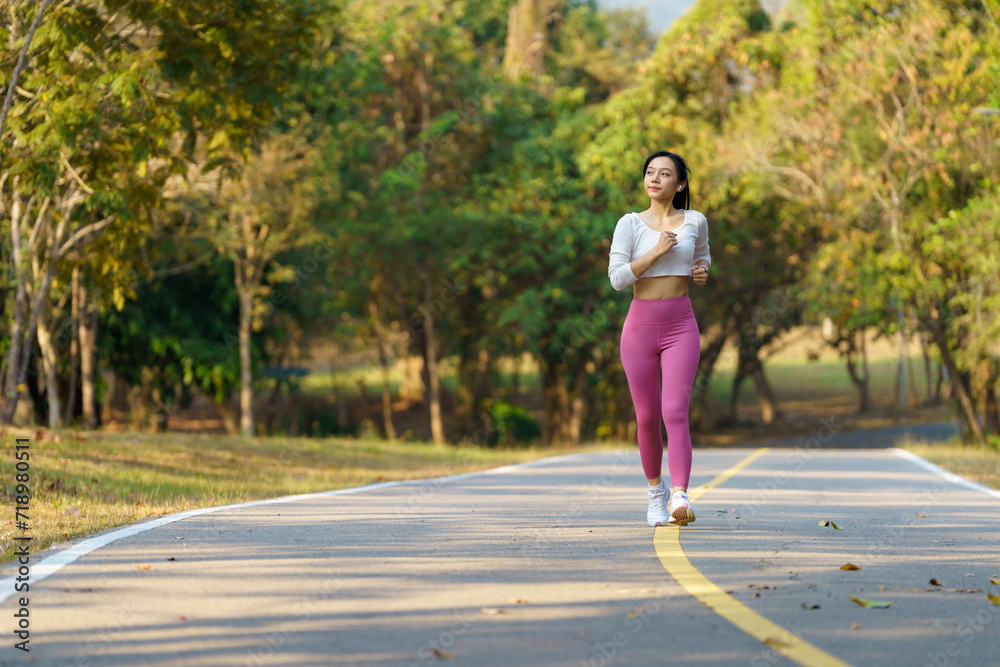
[849,596,894,608]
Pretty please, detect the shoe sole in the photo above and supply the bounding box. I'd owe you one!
[668,506,696,526]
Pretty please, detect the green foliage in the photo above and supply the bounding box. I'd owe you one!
[488,399,541,446]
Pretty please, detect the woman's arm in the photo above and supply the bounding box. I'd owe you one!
[609,217,671,291]
[693,212,711,269]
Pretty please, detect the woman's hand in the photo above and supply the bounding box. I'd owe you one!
[653,230,678,257]
[691,265,709,285]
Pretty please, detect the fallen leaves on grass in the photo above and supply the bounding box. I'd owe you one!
[840,563,861,570]
[850,596,893,608]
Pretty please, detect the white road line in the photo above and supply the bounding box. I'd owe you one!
[0,450,596,606]
[893,447,1000,499]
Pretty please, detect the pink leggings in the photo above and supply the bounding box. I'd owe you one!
[619,295,701,487]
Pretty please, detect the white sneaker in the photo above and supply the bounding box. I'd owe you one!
[647,481,669,527]
[668,490,696,526]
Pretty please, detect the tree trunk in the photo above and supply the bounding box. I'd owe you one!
[540,360,566,445]
[1,186,67,425]
[693,330,728,433]
[421,281,445,445]
[728,359,747,423]
[79,282,98,428]
[367,278,397,440]
[236,280,254,437]
[217,394,240,435]
[935,362,945,403]
[919,330,934,405]
[932,330,985,444]
[906,346,920,411]
[986,384,999,436]
[475,348,493,405]
[35,302,61,429]
[63,265,79,424]
[567,358,588,446]
[845,327,871,413]
[502,0,554,82]
[896,301,906,410]
[750,361,781,425]
[0,185,31,424]
[380,344,397,441]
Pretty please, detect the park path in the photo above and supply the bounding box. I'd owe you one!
[1,421,998,667]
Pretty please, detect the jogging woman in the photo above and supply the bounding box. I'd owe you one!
[607,151,711,527]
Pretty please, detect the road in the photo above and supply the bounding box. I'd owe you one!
[1,422,998,667]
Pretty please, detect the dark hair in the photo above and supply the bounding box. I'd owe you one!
[642,151,691,210]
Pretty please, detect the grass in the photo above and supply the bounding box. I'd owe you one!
[897,436,1000,491]
[0,428,621,566]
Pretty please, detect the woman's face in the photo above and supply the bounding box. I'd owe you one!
[644,157,684,202]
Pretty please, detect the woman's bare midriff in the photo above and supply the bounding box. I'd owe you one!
[634,275,689,299]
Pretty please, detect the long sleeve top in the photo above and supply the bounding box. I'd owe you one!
[607,209,711,292]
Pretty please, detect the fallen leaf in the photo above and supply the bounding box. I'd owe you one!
[752,593,761,598]
[763,637,792,649]
[989,593,1000,606]
[626,605,647,619]
[480,607,505,614]
[840,563,861,571]
[509,598,527,604]
[587,530,593,532]
[818,520,830,527]
[138,564,151,570]
[430,649,454,659]
[915,512,928,517]
[929,578,944,586]
[849,596,893,608]
[831,522,842,530]
[990,578,1000,585]
[166,557,177,562]
[801,603,820,610]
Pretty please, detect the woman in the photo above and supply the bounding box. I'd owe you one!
[607,151,711,527]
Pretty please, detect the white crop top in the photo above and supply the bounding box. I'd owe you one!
[607,209,711,291]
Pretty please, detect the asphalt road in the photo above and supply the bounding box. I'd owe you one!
[1,421,998,667]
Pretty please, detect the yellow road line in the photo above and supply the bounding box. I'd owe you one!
[653,448,853,667]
